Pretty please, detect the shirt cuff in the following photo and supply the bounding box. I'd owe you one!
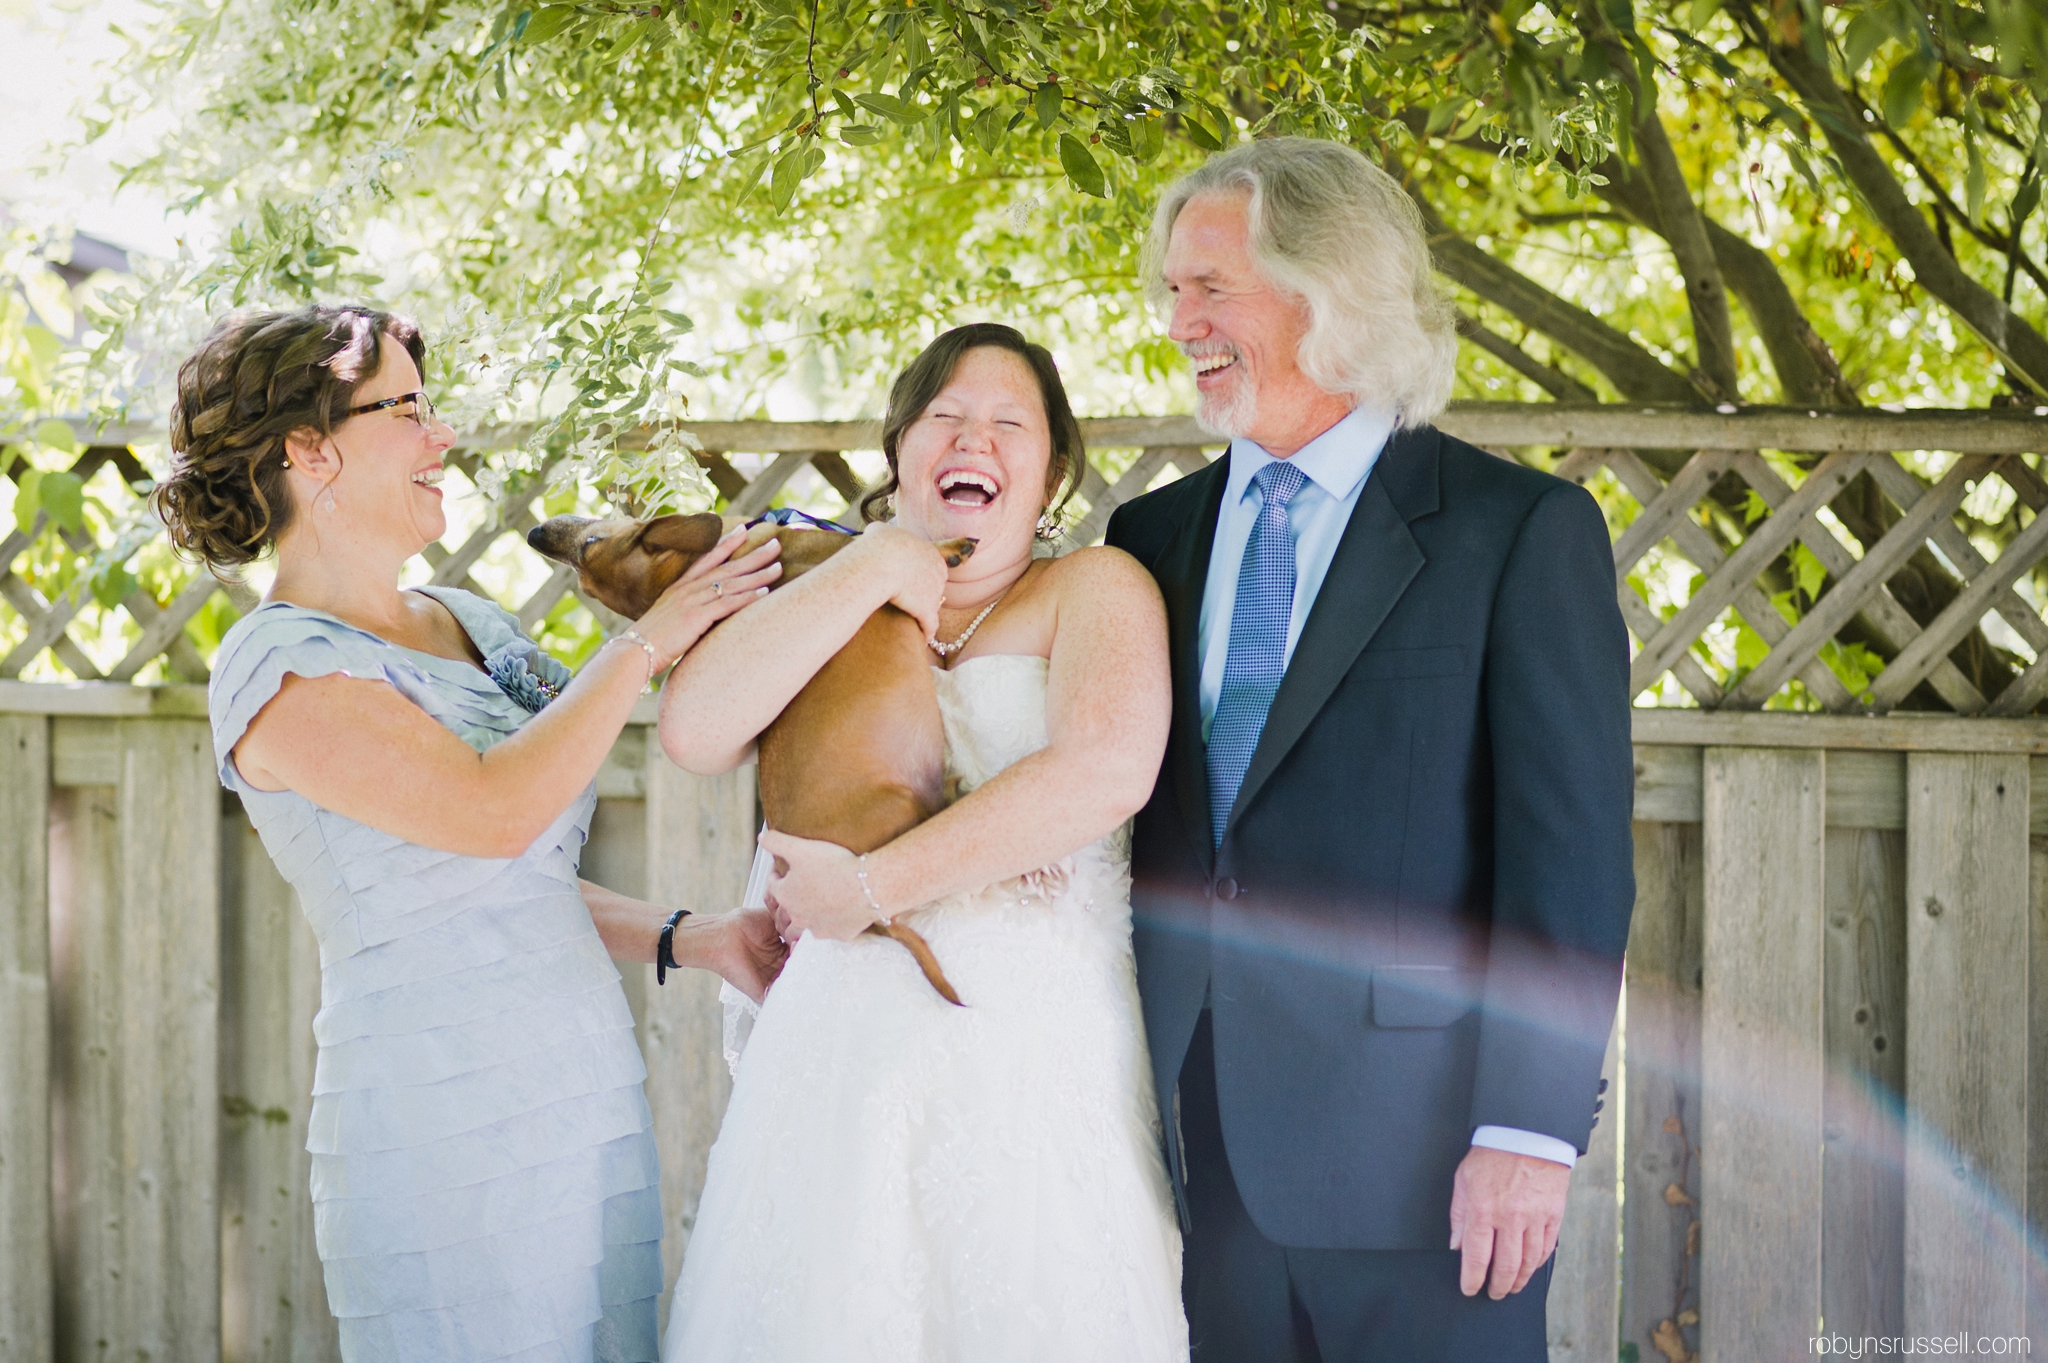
[1471,1125,1578,1169]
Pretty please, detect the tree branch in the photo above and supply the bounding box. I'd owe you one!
[1594,155,1856,406]
[1595,18,1743,400]
[1856,99,2048,302]
[1736,0,2048,394]
[1400,169,1700,403]
[1454,311,1600,401]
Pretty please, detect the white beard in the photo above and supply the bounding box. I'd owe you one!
[1194,374,1259,440]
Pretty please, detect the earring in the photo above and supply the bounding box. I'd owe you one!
[281,457,292,469]
[1034,509,1061,542]
[320,485,338,514]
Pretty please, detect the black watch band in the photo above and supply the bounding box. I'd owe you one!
[656,908,691,985]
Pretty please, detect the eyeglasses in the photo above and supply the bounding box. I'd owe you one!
[344,390,439,429]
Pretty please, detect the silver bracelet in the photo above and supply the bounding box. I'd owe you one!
[856,853,889,925]
[616,629,661,686]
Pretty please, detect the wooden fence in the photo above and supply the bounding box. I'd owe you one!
[6,405,2048,1361]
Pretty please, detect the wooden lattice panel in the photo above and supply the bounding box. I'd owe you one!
[6,406,2048,714]
[1554,443,2048,715]
[0,428,1215,687]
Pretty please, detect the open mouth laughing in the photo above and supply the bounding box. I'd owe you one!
[937,466,1000,508]
[411,465,446,490]
[1185,343,1242,385]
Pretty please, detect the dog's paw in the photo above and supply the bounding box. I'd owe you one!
[934,537,978,567]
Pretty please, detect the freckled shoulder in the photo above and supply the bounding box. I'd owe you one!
[1041,543,1166,609]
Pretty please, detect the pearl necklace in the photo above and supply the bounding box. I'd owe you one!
[928,589,1009,658]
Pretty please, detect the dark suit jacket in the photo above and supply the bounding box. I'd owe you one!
[1104,423,1634,1251]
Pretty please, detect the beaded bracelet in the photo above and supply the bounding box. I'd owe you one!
[856,854,888,926]
[655,907,692,985]
[617,628,661,687]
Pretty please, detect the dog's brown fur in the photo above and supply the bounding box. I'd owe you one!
[527,511,972,1004]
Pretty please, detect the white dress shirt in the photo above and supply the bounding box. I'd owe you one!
[1195,408,1579,1170]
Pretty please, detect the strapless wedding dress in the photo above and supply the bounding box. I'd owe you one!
[661,654,1187,1362]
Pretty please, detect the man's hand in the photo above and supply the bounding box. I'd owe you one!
[1448,1145,1572,1299]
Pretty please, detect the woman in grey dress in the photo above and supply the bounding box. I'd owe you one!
[155,304,793,1361]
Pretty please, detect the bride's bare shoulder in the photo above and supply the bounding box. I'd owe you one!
[1037,543,1163,607]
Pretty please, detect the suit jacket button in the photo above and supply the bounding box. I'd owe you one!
[1216,877,1240,901]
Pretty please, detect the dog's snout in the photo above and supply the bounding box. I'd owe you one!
[527,514,598,565]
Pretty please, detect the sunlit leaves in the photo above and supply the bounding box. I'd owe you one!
[1057,133,1107,198]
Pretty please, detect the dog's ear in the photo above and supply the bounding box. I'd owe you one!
[636,512,727,556]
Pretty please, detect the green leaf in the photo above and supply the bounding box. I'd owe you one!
[1791,543,1827,602]
[1843,11,1889,77]
[1058,133,1107,197]
[91,562,138,610]
[1880,58,1926,129]
[768,148,803,212]
[2013,177,2042,230]
[1034,81,1060,130]
[767,141,825,213]
[853,92,926,125]
[22,270,73,336]
[12,468,41,534]
[1425,97,1469,136]
[33,418,79,454]
[611,16,658,59]
[838,124,884,146]
[1128,113,1164,163]
[1181,115,1221,151]
[657,309,695,330]
[1687,0,1720,26]
[521,6,578,44]
[1966,138,1988,228]
[972,104,1003,155]
[37,470,84,534]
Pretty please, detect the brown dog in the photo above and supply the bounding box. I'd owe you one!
[527,511,972,1005]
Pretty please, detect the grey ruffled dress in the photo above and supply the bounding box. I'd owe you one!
[208,586,662,1362]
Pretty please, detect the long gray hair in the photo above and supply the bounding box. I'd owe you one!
[1142,137,1457,429]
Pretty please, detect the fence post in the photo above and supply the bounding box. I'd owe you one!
[1821,827,1907,1338]
[1622,819,1705,1362]
[219,799,340,1363]
[1904,754,2029,1343]
[51,719,221,1359]
[0,714,52,1362]
[641,734,753,1331]
[118,718,222,1357]
[1701,747,1826,1361]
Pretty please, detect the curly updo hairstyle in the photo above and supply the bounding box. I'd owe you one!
[859,323,1086,529]
[152,304,425,568]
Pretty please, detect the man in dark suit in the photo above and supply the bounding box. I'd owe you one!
[1104,137,1635,1361]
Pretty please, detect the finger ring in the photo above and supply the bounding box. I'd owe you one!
[713,580,724,597]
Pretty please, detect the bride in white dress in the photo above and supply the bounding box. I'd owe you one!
[654,324,1188,1362]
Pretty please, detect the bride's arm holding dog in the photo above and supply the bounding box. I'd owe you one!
[656,522,950,774]
[763,546,1168,940]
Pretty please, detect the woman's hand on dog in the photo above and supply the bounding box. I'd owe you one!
[852,522,949,642]
[695,906,789,1004]
[758,828,887,942]
[633,527,784,668]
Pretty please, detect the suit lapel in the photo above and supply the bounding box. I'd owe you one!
[1154,458,1230,878]
[1223,427,1437,842]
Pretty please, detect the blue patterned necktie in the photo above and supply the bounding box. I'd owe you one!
[1207,460,1309,846]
